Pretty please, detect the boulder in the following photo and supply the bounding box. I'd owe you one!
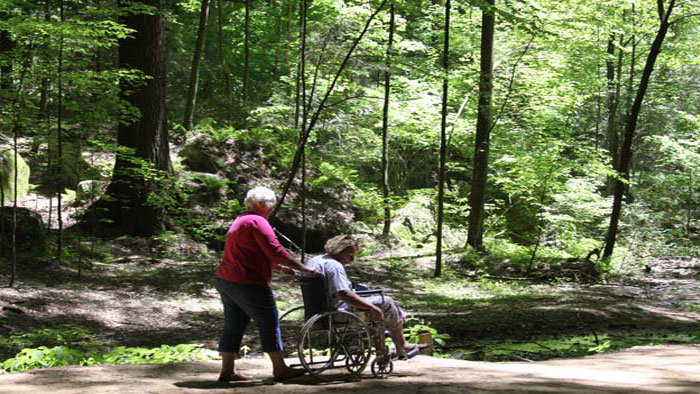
[390,192,436,246]
[0,207,46,255]
[179,133,224,174]
[0,147,30,203]
[76,180,108,203]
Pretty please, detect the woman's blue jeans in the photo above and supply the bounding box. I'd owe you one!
[215,277,284,354]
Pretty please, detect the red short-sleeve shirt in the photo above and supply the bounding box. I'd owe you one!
[215,213,291,287]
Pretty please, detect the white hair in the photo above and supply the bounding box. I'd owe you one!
[244,186,277,211]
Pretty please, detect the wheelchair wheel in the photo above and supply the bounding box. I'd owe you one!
[297,310,372,378]
[279,306,306,359]
[371,357,393,377]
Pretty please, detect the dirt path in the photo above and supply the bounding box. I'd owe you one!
[2,345,700,394]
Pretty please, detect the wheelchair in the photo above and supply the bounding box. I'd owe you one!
[279,275,394,379]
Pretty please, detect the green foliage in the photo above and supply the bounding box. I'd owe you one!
[2,346,87,372]
[0,326,216,373]
[1,0,698,278]
[2,344,217,373]
[0,325,97,353]
[451,330,700,362]
[403,317,451,353]
[100,344,217,365]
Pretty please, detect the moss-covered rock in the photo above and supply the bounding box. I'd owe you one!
[0,147,30,203]
[179,133,224,174]
[0,207,46,256]
[390,191,436,247]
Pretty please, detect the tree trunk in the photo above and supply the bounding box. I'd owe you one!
[0,22,14,103]
[602,0,676,260]
[183,0,211,131]
[100,0,171,236]
[435,0,450,277]
[605,33,624,193]
[299,0,308,260]
[467,0,495,251]
[605,34,620,171]
[38,0,51,117]
[56,0,66,261]
[216,0,232,116]
[243,0,251,109]
[294,0,306,129]
[622,5,637,132]
[381,3,395,241]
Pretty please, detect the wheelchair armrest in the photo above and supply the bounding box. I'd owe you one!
[355,289,383,297]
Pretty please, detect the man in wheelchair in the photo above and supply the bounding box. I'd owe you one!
[305,235,426,360]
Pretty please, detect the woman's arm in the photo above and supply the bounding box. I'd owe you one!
[335,290,384,321]
[279,258,319,277]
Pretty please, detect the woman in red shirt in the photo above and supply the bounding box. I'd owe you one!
[215,186,317,382]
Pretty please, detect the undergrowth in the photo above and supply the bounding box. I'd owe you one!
[443,329,700,362]
[0,325,216,373]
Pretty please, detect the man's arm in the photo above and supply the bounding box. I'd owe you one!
[334,290,383,321]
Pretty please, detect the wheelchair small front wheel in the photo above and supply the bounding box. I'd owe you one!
[371,357,393,377]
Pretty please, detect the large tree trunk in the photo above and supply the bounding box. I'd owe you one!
[467,0,495,251]
[101,0,171,236]
[435,0,450,276]
[381,2,395,241]
[602,0,676,259]
[183,0,211,131]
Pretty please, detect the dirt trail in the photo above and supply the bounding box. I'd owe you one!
[2,345,700,394]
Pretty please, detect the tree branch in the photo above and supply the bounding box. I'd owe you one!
[272,0,390,218]
[670,12,698,24]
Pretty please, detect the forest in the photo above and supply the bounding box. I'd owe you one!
[0,0,699,386]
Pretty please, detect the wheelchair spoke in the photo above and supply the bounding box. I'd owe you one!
[297,311,374,378]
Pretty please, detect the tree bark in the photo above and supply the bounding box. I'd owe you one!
[299,0,308,260]
[467,0,495,251]
[602,0,676,259]
[0,21,14,103]
[216,0,232,115]
[381,3,395,241]
[56,0,65,261]
[38,0,51,117]
[243,0,251,110]
[101,0,171,236]
[605,34,620,172]
[183,0,211,131]
[435,0,450,277]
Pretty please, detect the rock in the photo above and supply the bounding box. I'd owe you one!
[0,147,30,203]
[391,193,435,246]
[76,180,108,202]
[273,189,356,253]
[0,207,47,255]
[179,133,224,173]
